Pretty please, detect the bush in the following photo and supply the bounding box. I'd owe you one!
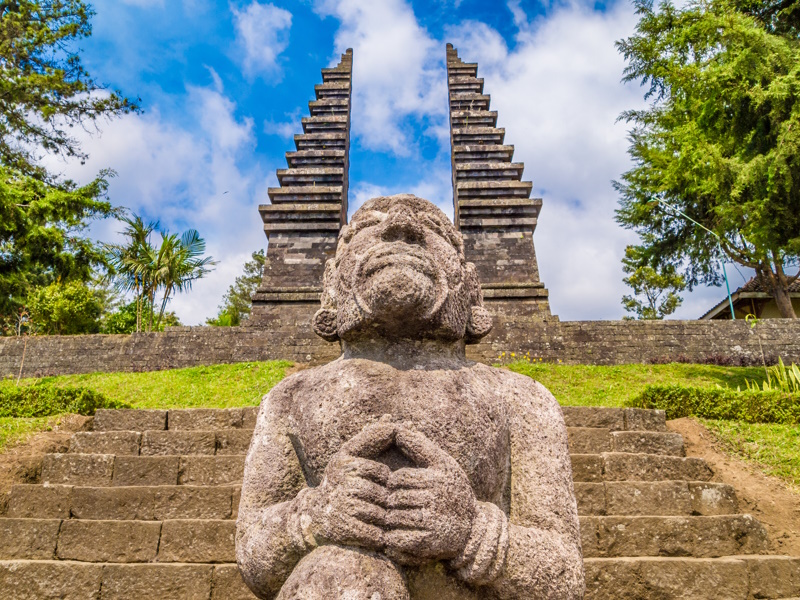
[629,385,800,424]
[0,384,127,418]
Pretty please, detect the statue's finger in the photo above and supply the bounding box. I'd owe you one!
[337,514,385,549]
[383,508,428,530]
[340,421,396,459]
[342,456,391,485]
[346,498,388,528]
[383,528,431,555]
[387,467,440,490]
[386,489,433,509]
[346,477,390,507]
[394,427,452,469]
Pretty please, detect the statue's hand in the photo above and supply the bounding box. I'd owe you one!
[305,422,395,551]
[383,426,477,565]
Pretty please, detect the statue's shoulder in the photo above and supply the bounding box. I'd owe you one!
[472,362,561,415]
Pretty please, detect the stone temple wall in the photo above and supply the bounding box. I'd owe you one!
[2,319,799,378]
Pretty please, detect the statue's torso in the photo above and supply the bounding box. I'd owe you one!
[275,358,513,507]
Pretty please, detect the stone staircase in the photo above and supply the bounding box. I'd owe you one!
[0,406,796,599]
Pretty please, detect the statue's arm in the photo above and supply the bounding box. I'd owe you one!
[453,379,585,599]
[236,386,311,599]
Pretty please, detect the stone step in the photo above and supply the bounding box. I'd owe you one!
[0,560,254,599]
[320,67,351,82]
[448,76,484,94]
[36,452,711,487]
[314,82,350,99]
[294,132,347,150]
[0,514,768,563]
[448,65,478,77]
[575,481,738,516]
[571,453,713,482]
[92,407,667,433]
[450,110,498,128]
[259,204,342,231]
[266,186,343,203]
[68,426,680,457]
[6,485,240,520]
[452,126,505,145]
[449,92,491,111]
[308,102,349,117]
[456,180,533,199]
[453,144,514,163]
[455,161,524,181]
[276,167,343,186]
[285,149,345,167]
[584,556,800,600]
[301,115,348,134]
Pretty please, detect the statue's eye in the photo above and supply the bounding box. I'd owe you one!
[422,214,460,249]
[352,211,387,233]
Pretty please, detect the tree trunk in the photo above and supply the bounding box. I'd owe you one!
[772,283,797,318]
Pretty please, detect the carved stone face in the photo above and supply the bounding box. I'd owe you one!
[313,194,491,343]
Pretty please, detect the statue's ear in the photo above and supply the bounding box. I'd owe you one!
[463,262,492,343]
[313,258,340,342]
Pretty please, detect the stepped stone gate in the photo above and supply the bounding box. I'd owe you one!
[248,44,554,339]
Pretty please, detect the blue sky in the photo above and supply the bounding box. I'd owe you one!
[48,0,750,324]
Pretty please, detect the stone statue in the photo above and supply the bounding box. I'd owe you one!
[236,194,585,599]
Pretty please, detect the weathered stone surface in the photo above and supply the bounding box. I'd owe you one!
[42,454,114,486]
[237,196,584,599]
[745,555,800,598]
[153,486,233,520]
[212,564,259,600]
[159,519,235,562]
[168,408,244,431]
[71,487,155,520]
[579,515,768,558]
[602,453,713,482]
[241,407,258,430]
[574,482,606,516]
[94,409,166,432]
[568,427,612,453]
[141,431,216,456]
[56,519,161,562]
[0,518,60,559]
[69,431,142,455]
[562,407,625,430]
[180,456,245,486]
[0,560,103,599]
[611,431,685,456]
[571,454,604,482]
[100,564,213,600]
[112,456,179,486]
[688,482,739,515]
[216,430,253,455]
[7,484,72,519]
[605,481,693,516]
[623,408,667,432]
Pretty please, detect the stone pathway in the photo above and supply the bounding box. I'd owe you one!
[0,406,796,599]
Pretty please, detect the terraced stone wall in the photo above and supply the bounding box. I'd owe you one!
[1,319,799,378]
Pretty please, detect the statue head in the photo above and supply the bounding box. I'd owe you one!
[312,194,492,344]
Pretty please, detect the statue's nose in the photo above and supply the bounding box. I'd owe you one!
[381,208,425,245]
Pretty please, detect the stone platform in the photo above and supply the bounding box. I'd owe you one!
[0,407,796,599]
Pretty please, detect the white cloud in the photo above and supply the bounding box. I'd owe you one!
[232,2,293,78]
[315,0,446,155]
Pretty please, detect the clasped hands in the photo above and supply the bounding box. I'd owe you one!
[304,421,477,566]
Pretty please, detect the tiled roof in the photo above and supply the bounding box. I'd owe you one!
[738,276,800,294]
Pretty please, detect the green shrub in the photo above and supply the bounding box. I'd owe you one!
[0,384,127,418]
[629,385,800,424]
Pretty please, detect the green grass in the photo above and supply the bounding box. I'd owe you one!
[0,416,56,451]
[702,419,800,491]
[504,361,764,407]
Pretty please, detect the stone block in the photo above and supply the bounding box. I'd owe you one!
[141,431,216,456]
[7,485,72,519]
[611,431,685,456]
[179,456,245,486]
[0,518,61,559]
[745,555,800,598]
[688,482,739,515]
[100,564,213,600]
[570,455,603,482]
[216,430,253,455]
[71,487,155,520]
[241,407,259,429]
[153,486,233,520]
[42,454,114,486]
[623,408,666,431]
[232,486,241,519]
[69,431,141,455]
[574,483,606,516]
[584,557,646,600]
[212,565,259,599]
[605,481,692,516]
[602,453,713,482]
[113,456,179,486]
[567,428,612,454]
[57,519,161,562]
[168,408,243,430]
[637,557,749,599]
[94,409,166,431]
[158,519,236,562]
[561,407,624,430]
[0,560,103,600]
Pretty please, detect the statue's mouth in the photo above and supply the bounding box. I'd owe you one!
[353,242,448,319]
